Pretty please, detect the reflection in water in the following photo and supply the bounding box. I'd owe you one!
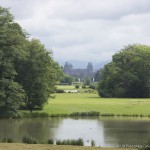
[0,117,150,147]
[0,118,62,142]
[102,119,150,147]
[54,118,104,146]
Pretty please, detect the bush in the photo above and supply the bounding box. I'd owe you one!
[56,140,62,145]
[56,138,84,146]
[76,138,84,146]
[7,137,14,143]
[139,138,150,150]
[70,111,100,117]
[23,112,49,118]
[82,84,86,89]
[101,113,115,117]
[91,140,95,146]
[89,83,97,90]
[0,137,14,143]
[47,139,54,144]
[56,89,64,93]
[22,135,38,144]
[75,85,80,89]
[1,137,7,143]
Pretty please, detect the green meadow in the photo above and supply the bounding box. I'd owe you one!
[22,85,150,117]
[39,92,150,117]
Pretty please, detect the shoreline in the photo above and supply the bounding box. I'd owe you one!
[22,111,150,119]
[0,143,137,150]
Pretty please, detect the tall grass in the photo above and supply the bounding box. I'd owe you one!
[47,139,54,144]
[22,135,38,144]
[70,111,100,117]
[91,140,95,147]
[0,135,84,146]
[139,138,150,150]
[0,137,14,143]
[56,138,84,146]
[23,112,49,118]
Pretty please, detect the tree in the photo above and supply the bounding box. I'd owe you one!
[94,69,102,82]
[0,6,62,116]
[98,44,150,98]
[0,7,26,117]
[84,77,91,86]
[60,74,74,85]
[15,39,62,113]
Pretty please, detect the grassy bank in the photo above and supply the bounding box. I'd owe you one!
[23,92,150,117]
[0,143,137,150]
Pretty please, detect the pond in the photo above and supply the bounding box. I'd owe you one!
[0,117,150,147]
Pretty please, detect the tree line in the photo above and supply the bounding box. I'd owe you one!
[0,7,62,118]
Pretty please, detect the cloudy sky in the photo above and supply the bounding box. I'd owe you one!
[1,0,150,68]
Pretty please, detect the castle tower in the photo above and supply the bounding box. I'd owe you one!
[63,62,73,75]
[64,62,70,74]
[69,63,73,69]
[87,62,93,75]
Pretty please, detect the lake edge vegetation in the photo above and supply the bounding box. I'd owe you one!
[0,135,141,149]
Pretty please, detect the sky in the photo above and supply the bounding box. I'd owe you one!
[1,0,150,68]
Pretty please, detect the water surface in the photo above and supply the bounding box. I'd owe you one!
[0,117,150,147]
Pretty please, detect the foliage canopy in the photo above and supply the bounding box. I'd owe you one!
[0,7,61,117]
[98,44,150,98]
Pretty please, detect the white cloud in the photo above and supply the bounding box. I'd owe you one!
[1,0,150,66]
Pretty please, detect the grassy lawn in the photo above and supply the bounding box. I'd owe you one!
[37,92,150,116]
[0,144,137,150]
[56,85,96,93]
[57,85,78,90]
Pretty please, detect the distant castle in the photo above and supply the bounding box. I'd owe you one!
[63,62,94,78]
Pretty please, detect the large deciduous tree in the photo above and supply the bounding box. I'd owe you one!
[0,7,62,117]
[60,74,74,85]
[0,7,26,117]
[98,44,150,98]
[16,39,62,113]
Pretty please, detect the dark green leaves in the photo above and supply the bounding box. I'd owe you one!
[0,6,62,117]
[98,44,150,98]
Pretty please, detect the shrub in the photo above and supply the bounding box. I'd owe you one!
[56,89,64,93]
[91,140,95,146]
[47,139,54,144]
[70,111,100,117]
[139,138,150,150]
[56,138,84,146]
[0,137,14,143]
[89,83,97,90]
[7,137,14,143]
[76,138,84,146]
[1,137,7,143]
[101,113,115,117]
[82,84,86,89]
[56,140,62,145]
[22,135,38,144]
[75,85,80,89]
[23,112,49,118]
